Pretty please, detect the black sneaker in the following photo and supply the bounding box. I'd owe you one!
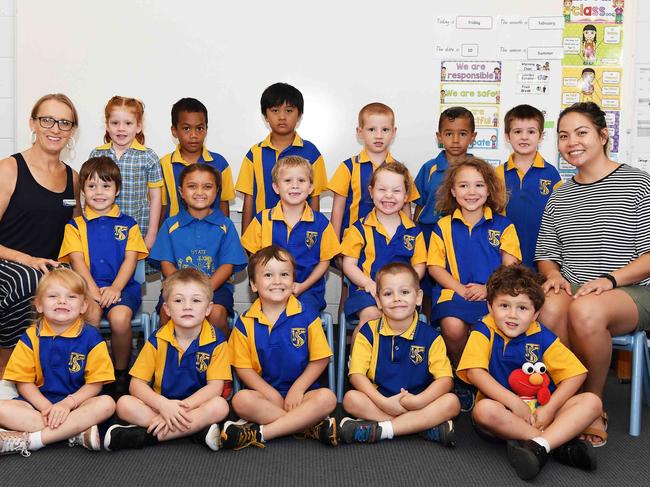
[104,424,159,451]
[507,439,549,480]
[339,418,382,444]
[192,424,221,451]
[419,420,456,447]
[453,381,475,412]
[302,417,338,446]
[553,438,597,471]
[113,370,130,400]
[220,420,265,450]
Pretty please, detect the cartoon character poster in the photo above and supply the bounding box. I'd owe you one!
[562,23,622,66]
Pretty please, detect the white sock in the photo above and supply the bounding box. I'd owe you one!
[28,431,44,451]
[258,425,266,443]
[378,421,394,440]
[532,436,550,453]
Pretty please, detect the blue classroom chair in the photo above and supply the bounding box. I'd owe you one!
[612,331,650,436]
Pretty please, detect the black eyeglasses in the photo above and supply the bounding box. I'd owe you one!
[34,116,75,131]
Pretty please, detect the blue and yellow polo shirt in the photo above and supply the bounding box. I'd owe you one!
[495,152,562,268]
[228,296,332,397]
[349,313,453,397]
[235,133,328,215]
[427,208,521,306]
[328,149,419,233]
[341,209,427,287]
[130,319,231,400]
[160,145,235,219]
[59,205,148,287]
[457,314,586,401]
[148,208,247,290]
[240,202,341,311]
[4,319,114,403]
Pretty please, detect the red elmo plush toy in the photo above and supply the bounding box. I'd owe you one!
[508,362,551,406]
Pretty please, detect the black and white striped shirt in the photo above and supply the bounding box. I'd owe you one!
[535,164,650,286]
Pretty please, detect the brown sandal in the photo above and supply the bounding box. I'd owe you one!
[581,412,608,448]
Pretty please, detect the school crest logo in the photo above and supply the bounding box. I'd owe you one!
[525,344,540,363]
[487,229,501,247]
[195,352,210,373]
[114,225,128,241]
[410,345,425,365]
[291,328,306,348]
[305,231,319,249]
[539,179,551,196]
[68,352,86,373]
[403,235,416,251]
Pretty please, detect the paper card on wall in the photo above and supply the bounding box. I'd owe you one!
[561,66,621,108]
[563,0,623,24]
[441,61,502,83]
[562,23,622,66]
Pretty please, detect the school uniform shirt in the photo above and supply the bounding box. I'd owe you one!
[130,319,231,400]
[349,313,452,397]
[457,314,587,402]
[89,140,163,236]
[228,295,332,397]
[4,319,115,403]
[495,152,561,268]
[235,133,328,215]
[240,202,341,311]
[159,145,235,219]
[148,208,247,292]
[58,205,149,289]
[328,149,419,232]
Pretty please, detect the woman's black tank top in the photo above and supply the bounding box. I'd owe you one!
[0,153,75,260]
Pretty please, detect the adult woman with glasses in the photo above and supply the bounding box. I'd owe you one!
[0,93,81,377]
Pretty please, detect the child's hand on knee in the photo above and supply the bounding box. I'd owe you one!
[158,398,192,432]
[363,281,377,298]
[99,286,121,307]
[382,391,408,416]
[147,414,170,438]
[532,405,555,431]
[464,283,487,301]
[509,398,533,422]
[43,401,72,429]
[398,389,422,411]
[284,386,305,411]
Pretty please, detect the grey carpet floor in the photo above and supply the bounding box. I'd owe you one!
[2,373,649,487]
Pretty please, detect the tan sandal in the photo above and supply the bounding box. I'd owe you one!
[581,412,608,448]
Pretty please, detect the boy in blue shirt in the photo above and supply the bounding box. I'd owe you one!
[160,98,235,220]
[241,155,341,313]
[457,265,601,480]
[236,82,328,233]
[105,269,231,451]
[341,263,460,445]
[224,246,337,449]
[495,105,562,269]
[59,157,148,397]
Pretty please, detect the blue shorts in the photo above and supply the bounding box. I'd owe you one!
[156,286,234,316]
[344,289,378,318]
[101,281,142,319]
[430,298,487,327]
[298,289,326,313]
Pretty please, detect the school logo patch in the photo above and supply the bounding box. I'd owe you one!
[403,235,416,251]
[487,229,501,247]
[291,328,306,348]
[305,231,319,249]
[195,352,210,373]
[114,225,128,241]
[539,179,551,196]
[525,344,540,363]
[68,352,86,373]
[410,345,425,365]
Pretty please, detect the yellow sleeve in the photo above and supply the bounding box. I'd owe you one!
[410,232,428,265]
[428,335,453,379]
[500,223,522,261]
[159,153,172,206]
[58,223,83,262]
[348,331,373,377]
[228,326,254,369]
[3,338,36,384]
[206,341,233,381]
[147,180,164,189]
[307,317,333,361]
[494,164,507,216]
[240,216,263,254]
[319,223,342,261]
[553,179,563,191]
[427,231,447,267]
[235,154,255,195]
[220,166,236,201]
[408,183,420,203]
[543,338,588,385]
[311,155,328,197]
[341,225,364,259]
[327,162,352,197]
[129,341,157,382]
[456,329,491,384]
[126,225,149,260]
[85,341,115,384]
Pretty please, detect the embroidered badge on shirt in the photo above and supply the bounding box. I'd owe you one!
[291,328,306,348]
[403,235,416,251]
[195,352,210,373]
[487,229,501,247]
[114,225,128,241]
[539,179,551,196]
[305,231,318,249]
[410,345,425,365]
[68,352,86,373]
[525,343,540,363]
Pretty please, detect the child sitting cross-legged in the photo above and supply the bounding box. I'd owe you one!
[223,245,338,450]
[105,268,231,452]
[340,262,460,445]
[457,265,602,480]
